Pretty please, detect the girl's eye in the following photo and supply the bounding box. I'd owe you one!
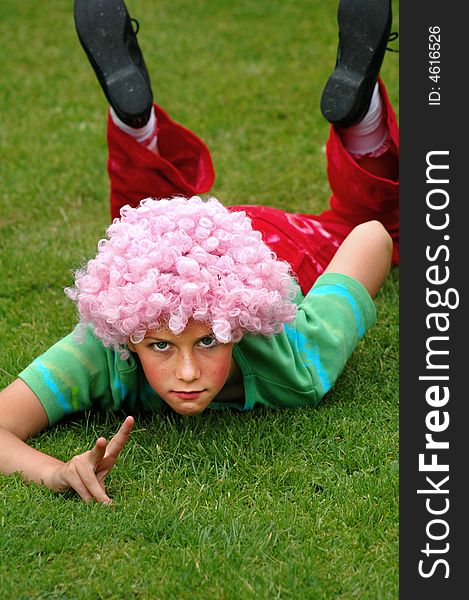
[199,336,218,348]
[152,341,170,351]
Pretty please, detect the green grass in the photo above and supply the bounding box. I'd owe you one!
[0,0,399,598]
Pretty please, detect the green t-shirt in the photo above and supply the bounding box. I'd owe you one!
[19,273,376,425]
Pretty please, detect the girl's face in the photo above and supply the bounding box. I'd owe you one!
[128,320,234,416]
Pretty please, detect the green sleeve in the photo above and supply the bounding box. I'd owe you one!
[234,272,377,409]
[286,272,377,399]
[18,326,132,425]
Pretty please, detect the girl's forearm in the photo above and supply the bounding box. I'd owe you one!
[0,426,64,489]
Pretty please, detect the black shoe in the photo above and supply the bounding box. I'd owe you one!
[74,0,153,128]
[320,0,392,128]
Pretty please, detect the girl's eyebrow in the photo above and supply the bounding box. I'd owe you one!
[143,333,172,341]
[143,331,215,343]
[195,333,215,342]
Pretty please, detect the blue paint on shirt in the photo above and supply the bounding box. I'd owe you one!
[113,376,127,400]
[310,284,364,337]
[284,324,331,394]
[36,362,71,413]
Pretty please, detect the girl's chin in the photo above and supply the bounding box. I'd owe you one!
[164,393,214,415]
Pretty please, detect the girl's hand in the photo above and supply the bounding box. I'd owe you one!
[49,416,134,504]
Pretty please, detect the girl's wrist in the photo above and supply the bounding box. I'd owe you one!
[22,453,67,491]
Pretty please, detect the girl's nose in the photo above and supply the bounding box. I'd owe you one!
[175,352,201,382]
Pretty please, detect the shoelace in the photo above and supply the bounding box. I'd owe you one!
[386,31,399,53]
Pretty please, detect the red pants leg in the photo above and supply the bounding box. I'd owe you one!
[107,103,215,220]
[236,79,399,295]
[317,79,399,260]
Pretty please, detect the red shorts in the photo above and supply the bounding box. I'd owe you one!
[106,81,399,294]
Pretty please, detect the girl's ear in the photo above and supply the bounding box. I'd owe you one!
[127,340,137,353]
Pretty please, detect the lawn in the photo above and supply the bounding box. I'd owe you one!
[0,0,399,598]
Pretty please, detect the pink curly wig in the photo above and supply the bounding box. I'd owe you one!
[66,196,298,356]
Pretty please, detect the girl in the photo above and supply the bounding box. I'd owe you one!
[0,0,398,504]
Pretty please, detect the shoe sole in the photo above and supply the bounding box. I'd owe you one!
[320,0,391,127]
[74,0,152,123]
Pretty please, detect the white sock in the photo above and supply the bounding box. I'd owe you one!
[340,83,389,158]
[110,106,158,152]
